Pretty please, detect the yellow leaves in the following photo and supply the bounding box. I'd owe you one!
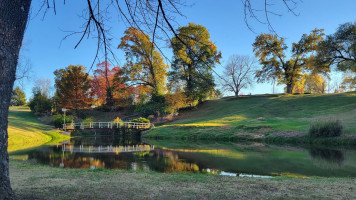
[172,23,220,65]
[113,117,122,123]
[120,27,168,95]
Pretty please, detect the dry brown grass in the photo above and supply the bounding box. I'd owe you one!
[10,160,356,200]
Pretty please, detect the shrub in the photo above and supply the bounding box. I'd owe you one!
[113,117,122,123]
[53,114,74,128]
[131,117,150,124]
[308,120,343,138]
[135,94,168,117]
[82,117,95,123]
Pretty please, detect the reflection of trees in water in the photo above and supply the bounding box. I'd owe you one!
[309,147,344,169]
[145,150,201,173]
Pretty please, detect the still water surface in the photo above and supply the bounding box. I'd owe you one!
[11,135,356,178]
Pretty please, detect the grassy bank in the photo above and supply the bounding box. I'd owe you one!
[8,106,70,153]
[7,105,356,199]
[145,92,356,145]
[10,159,356,200]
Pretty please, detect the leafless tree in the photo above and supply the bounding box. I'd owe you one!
[221,55,255,97]
[14,56,33,92]
[34,78,53,97]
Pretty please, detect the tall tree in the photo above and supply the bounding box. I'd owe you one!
[10,86,26,106]
[0,1,31,198]
[170,23,221,104]
[92,61,121,106]
[315,22,356,73]
[119,27,169,96]
[315,22,356,90]
[54,65,92,110]
[221,55,254,97]
[253,29,325,94]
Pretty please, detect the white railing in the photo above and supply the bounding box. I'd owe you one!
[63,121,151,130]
[62,144,154,153]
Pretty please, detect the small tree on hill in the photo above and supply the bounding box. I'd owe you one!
[221,55,254,97]
[28,87,52,114]
[11,86,26,106]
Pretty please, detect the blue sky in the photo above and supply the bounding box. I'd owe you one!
[18,0,356,98]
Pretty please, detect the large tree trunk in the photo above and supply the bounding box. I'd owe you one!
[234,90,239,97]
[286,83,293,94]
[0,1,32,199]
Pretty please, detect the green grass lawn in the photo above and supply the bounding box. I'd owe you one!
[8,106,70,153]
[145,92,356,141]
[10,159,356,200]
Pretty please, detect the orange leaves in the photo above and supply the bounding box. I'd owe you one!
[92,61,126,105]
[54,65,92,109]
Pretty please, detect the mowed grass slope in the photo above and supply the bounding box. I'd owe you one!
[146,92,356,140]
[8,106,69,152]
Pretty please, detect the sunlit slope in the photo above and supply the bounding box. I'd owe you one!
[8,107,69,152]
[146,92,356,139]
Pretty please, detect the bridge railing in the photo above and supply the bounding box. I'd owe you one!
[63,121,151,130]
[62,144,154,153]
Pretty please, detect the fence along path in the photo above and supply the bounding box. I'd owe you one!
[63,121,151,130]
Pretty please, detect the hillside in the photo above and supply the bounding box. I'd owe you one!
[8,107,69,153]
[145,92,356,141]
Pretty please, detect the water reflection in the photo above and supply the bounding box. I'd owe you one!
[309,147,345,169]
[12,136,356,178]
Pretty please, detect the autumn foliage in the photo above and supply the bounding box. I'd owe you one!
[54,65,92,109]
[91,61,123,105]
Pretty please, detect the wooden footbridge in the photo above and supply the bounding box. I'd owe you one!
[63,121,151,131]
[61,144,154,154]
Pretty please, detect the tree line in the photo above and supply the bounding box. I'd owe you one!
[22,21,356,117]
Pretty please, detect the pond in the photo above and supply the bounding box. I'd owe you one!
[10,133,356,178]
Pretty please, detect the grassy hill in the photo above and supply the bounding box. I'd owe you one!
[8,106,70,153]
[145,92,356,142]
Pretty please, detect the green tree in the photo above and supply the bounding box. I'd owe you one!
[28,87,52,114]
[119,27,169,96]
[315,22,356,73]
[10,86,26,106]
[170,23,221,104]
[341,74,356,91]
[54,65,92,110]
[315,22,356,90]
[253,29,325,94]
